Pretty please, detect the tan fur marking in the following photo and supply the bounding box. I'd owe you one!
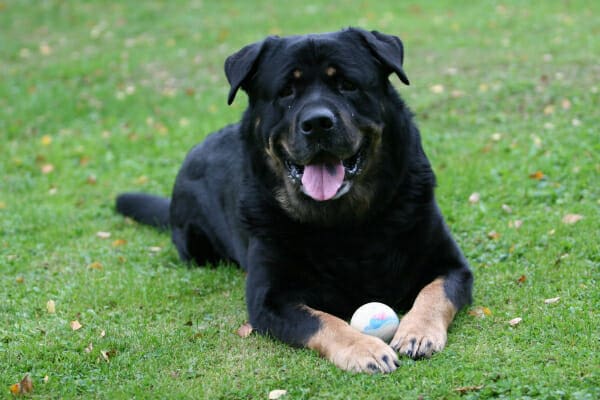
[390,277,457,358]
[305,307,398,373]
[326,66,337,77]
[293,69,302,79]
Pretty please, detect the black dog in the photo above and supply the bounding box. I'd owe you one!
[116,28,473,373]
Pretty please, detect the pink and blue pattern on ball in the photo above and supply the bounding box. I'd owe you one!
[364,312,398,333]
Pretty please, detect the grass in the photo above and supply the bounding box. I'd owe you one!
[1,0,598,398]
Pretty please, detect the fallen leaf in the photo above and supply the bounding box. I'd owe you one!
[562,214,583,224]
[509,317,522,326]
[512,220,523,229]
[88,261,103,270]
[454,385,483,394]
[501,204,512,213]
[46,300,56,314]
[41,135,52,146]
[16,276,24,284]
[544,297,560,304]
[561,98,571,109]
[100,329,106,338]
[112,239,127,247]
[269,389,288,399]
[487,230,500,240]
[96,231,111,239]
[237,322,253,338]
[70,320,83,331]
[529,170,545,180]
[430,84,444,94]
[41,164,54,174]
[43,375,49,384]
[136,175,149,184]
[0,201,6,209]
[100,349,116,362]
[517,275,527,284]
[86,175,98,185]
[468,306,492,318]
[85,342,93,353]
[9,374,33,395]
[148,246,161,252]
[468,192,480,204]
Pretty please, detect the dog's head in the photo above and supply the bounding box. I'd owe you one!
[225,28,411,224]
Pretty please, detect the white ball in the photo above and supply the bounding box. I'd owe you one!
[350,302,399,343]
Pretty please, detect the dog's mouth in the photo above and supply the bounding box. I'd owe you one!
[284,141,367,202]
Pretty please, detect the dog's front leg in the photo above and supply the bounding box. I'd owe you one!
[245,257,398,373]
[390,271,471,358]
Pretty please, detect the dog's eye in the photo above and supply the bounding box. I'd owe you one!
[339,79,357,92]
[279,83,294,98]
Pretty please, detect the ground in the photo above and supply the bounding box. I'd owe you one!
[1,1,598,398]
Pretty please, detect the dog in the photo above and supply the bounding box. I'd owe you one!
[116,27,473,373]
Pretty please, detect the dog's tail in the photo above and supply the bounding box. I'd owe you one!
[115,193,170,231]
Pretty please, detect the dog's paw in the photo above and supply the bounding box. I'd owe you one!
[389,316,447,359]
[331,334,399,374]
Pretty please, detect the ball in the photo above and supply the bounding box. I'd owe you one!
[350,302,399,343]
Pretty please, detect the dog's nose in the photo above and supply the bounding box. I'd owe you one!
[299,107,336,136]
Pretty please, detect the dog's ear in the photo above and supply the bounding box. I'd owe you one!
[224,38,273,105]
[355,29,410,86]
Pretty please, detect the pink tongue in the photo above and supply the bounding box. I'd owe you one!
[301,161,345,201]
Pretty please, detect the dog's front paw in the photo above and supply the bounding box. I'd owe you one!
[390,315,447,359]
[331,334,399,373]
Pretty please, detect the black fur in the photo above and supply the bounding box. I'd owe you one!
[116,28,472,351]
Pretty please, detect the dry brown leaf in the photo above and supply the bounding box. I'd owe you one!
[509,317,523,326]
[86,175,98,185]
[430,84,445,94]
[100,349,116,362]
[269,389,288,399]
[468,192,480,204]
[237,322,253,338]
[88,261,103,270]
[112,238,127,247]
[85,342,93,353]
[41,135,52,146]
[544,297,560,304]
[41,164,54,174]
[562,214,583,224]
[454,385,483,394]
[561,98,571,109]
[517,275,527,284]
[96,231,111,239]
[16,276,24,284]
[70,320,83,331]
[510,220,523,229]
[468,306,492,318]
[529,170,545,180]
[100,329,106,338]
[487,231,501,240]
[43,375,49,384]
[46,300,56,314]
[148,246,162,252]
[9,374,33,395]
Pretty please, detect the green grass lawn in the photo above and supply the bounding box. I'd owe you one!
[1,1,598,398]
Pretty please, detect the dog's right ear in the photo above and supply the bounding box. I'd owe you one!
[224,38,273,105]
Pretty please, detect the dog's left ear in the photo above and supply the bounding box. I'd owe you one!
[356,29,410,85]
[224,38,273,105]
